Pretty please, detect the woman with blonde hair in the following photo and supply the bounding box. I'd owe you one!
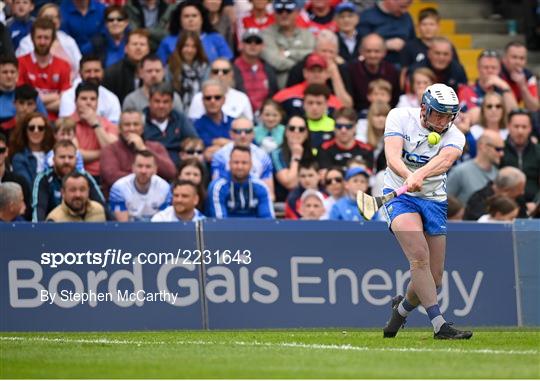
[362,101,391,173]
[470,91,508,141]
[397,67,436,108]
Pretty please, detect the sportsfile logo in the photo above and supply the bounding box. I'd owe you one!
[8,257,483,317]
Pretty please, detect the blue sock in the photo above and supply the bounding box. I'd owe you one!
[426,304,446,333]
[397,298,416,317]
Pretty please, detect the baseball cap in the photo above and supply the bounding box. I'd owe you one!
[242,28,263,42]
[335,2,357,14]
[304,53,327,70]
[345,167,369,181]
[300,189,326,204]
[273,0,298,11]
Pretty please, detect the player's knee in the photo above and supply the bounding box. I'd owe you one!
[409,259,429,270]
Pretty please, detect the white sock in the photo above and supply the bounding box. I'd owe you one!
[397,303,409,317]
[431,315,446,333]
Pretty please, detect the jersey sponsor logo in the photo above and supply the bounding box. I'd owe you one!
[401,149,429,165]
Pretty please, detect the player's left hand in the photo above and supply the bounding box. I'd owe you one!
[404,173,423,192]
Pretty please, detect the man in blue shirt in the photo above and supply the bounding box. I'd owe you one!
[194,79,233,161]
[207,145,274,219]
[60,0,105,54]
[357,0,415,67]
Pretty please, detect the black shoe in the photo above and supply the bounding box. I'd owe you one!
[383,295,406,338]
[434,323,473,340]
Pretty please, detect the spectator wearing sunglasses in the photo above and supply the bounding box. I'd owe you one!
[318,107,373,174]
[260,0,316,89]
[500,109,540,204]
[235,28,279,114]
[193,79,233,161]
[271,115,315,199]
[211,117,275,200]
[88,6,131,68]
[188,58,254,121]
[321,166,345,219]
[101,109,176,192]
[500,41,539,112]
[458,49,517,124]
[469,92,509,141]
[447,130,504,205]
[8,112,54,188]
[179,137,205,164]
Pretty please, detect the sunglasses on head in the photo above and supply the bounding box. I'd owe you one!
[508,108,531,118]
[185,149,204,155]
[211,68,231,75]
[28,124,45,132]
[485,103,502,110]
[335,123,354,130]
[0,147,6,154]
[287,125,306,133]
[107,16,126,22]
[325,177,343,185]
[479,49,499,59]
[232,128,253,135]
[203,95,223,101]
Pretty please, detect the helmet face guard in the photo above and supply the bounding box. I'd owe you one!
[421,84,461,133]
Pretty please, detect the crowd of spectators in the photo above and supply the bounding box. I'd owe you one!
[0,0,538,223]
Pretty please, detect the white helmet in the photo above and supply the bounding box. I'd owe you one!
[421,83,460,132]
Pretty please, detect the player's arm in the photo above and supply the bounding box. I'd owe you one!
[406,146,462,191]
[384,136,413,180]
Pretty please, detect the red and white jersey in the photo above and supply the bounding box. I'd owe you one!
[17,53,71,96]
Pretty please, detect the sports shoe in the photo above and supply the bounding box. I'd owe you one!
[383,295,406,338]
[434,322,473,340]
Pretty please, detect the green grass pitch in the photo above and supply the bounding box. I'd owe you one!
[1,329,539,378]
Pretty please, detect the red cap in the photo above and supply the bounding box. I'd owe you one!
[305,53,327,70]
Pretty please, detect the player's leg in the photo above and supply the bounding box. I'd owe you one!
[422,195,473,339]
[383,212,436,337]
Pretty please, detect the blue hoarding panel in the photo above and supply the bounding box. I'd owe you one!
[202,220,518,329]
[0,223,203,331]
[513,219,540,326]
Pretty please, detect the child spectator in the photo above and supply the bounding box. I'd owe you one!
[254,99,285,154]
[284,160,321,220]
[44,117,84,171]
[177,157,208,210]
[304,83,336,149]
[6,0,34,50]
[328,166,368,221]
[397,67,435,109]
[299,189,326,220]
[478,195,519,223]
[321,166,345,219]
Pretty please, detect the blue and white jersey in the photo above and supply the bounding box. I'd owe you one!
[207,177,275,219]
[109,173,171,221]
[211,142,273,180]
[151,206,205,222]
[383,107,465,202]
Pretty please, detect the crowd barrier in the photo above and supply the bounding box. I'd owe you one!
[1,219,538,331]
